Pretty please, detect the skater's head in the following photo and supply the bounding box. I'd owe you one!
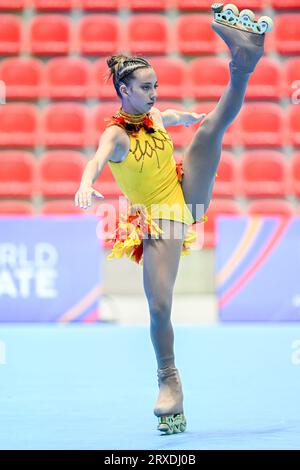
[106,55,158,114]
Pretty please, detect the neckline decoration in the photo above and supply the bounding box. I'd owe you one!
[105,107,156,136]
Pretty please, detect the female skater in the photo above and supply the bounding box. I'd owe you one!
[75,4,273,435]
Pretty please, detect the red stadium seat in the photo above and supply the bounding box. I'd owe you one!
[274,14,300,55]
[0,151,36,197]
[90,58,118,100]
[246,57,282,100]
[203,198,242,248]
[0,0,26,9]
[175,0,213,10]
[126,15,169,55]
[156,101,193,148]
[0,200,34,215]
[79,0,120,9]
[176,15,223,55]
[148,58,187,100]
[77,15,120,55]
[44,57,91,99]
[127,0,168,10]
[0,58,42,99]
[271,0,300,9]
[0,15,21,54]
[247,199,294,217]
[228,0,265,7]
[0,104,39,147]
[28,15,71,55]
[192,102,240,147]
[175,0,264,9]
[32,0,75,9]
[239,103,285,147]
[41,104,87,147]
[89,102,120,147]
[287,105,300,146]
[188,57,229,100]
[41,199,83,214]
[38,151,86,197]
[283,58,300,99]
[93,163,123,198]
[212,151,238,197]
[290,152,300,196]
[240,151,287,198]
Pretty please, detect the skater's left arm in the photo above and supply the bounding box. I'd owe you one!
[153,107,206,128]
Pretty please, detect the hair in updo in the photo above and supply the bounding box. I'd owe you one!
[106,54,152,99]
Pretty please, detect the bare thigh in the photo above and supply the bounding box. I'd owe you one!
[142,220,188,306]
[182,116,223,223]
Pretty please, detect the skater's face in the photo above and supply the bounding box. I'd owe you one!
[119,68,158,114]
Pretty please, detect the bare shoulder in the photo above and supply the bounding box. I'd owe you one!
[100,125,130,163]
[101,124,130,147]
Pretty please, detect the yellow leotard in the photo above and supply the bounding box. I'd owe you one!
[108,125,195,226]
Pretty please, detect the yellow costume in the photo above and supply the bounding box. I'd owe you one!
[105,108,204,264]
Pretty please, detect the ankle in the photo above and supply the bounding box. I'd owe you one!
[230,61,252,81]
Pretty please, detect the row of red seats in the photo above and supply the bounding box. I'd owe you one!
[1,56,299,100]
[0,102,299,148]
[0,151,121,198]
[1,150,300,198]
[1,198,298,216]
[0,0,298,11]
[1,14,300,56]
[0,197,298,249]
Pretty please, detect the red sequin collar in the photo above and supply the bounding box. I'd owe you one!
[105,108,155,136]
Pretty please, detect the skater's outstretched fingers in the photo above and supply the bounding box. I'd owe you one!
[184,112,206,127]
[75,187,104,209]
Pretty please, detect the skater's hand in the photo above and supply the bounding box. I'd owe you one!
[183,112,206,127]
[74,186,104,209]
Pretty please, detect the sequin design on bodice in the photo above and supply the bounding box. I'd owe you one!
[129,127,173,173]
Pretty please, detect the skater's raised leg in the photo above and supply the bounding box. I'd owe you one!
[182,4,273,221]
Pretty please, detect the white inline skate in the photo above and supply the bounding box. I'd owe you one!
[154,367,186,435]
[211,3,273,34]
[211,3,273,74]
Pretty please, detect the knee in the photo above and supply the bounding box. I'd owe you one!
[149,296,172,326]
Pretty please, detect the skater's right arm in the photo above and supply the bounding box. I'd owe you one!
[75,126,129,209]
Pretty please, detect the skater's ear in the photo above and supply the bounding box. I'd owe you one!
[119,82,129,97]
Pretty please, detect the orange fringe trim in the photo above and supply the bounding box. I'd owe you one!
[106,204,162,264]
[176,160,217,182]
[176,160,184,183]
[106,160,212,264]
[106,204,198,265]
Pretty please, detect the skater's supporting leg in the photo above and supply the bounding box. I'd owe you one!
[143,220,188,433]
[142,220,188,370]
[154,366,186,434]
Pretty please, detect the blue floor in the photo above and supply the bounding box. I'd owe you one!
[0,324,300,450]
